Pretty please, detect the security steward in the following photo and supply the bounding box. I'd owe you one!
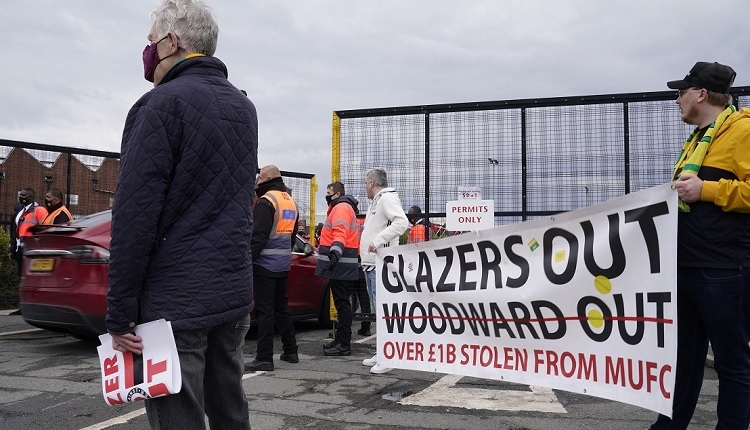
[42,188,72,225]
[407,205,429,243]
[316,181,360,356]
[7,188,48,277]
[245,165,300,372]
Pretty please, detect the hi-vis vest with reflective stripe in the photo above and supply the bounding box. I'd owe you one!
[315,201,360,280]
[256,190,297,272]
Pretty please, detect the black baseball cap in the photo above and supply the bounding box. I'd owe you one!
[667,61,736,94]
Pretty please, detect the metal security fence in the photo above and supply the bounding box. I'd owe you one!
[333,88,750,325]
[333,87,750,228]
[279,171,318,237]
[0,139,120,232]
[0,139,318,234]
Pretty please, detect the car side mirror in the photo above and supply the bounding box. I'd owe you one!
[304,243,314,256]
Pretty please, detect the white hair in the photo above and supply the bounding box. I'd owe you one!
[151,0,218,55]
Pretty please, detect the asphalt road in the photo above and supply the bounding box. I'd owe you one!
[0,310,720,429]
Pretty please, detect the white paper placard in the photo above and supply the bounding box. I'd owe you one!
[97,319,182,405]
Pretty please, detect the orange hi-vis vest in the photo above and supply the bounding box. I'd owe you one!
[256,190,297,272]
[43,205,72,225]
[409,223,428,243]
[316,200,360,280]
[18,204,48,238]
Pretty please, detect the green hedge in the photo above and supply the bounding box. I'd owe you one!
[0,229,20,309]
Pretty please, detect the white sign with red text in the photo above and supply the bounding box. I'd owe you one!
[97,319,182,405]
[378,183,677,417]
[446,200,494,231]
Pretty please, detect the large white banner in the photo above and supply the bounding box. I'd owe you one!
[376,183,677,416]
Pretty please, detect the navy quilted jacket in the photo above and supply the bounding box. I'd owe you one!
[106,55,258,334]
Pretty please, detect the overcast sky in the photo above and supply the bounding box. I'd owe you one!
[2,0,749,210]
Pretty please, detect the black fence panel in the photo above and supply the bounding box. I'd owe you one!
[332,87,750,322]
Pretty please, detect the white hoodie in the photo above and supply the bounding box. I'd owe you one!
[359,187,410,267]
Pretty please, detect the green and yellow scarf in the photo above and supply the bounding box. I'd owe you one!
[672,104,736,212]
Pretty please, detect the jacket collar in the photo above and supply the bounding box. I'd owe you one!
[159,55,228,87]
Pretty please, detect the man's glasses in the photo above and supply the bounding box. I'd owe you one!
[677,87,702,99]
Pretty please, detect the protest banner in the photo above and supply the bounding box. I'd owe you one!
[376,183,677,416]
[97,319,181,405]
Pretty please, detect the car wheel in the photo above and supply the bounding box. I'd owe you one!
[317,284,333,327]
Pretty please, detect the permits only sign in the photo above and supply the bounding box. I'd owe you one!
[446,200,494,231]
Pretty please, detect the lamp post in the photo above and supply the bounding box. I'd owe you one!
[44,175,53,191]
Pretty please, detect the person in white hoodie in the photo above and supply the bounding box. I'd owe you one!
[359,168,410,374]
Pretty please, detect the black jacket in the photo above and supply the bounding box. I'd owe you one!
[107,55,258,334]
[7,202,24,256]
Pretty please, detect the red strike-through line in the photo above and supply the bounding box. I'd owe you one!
[381,315,673,324]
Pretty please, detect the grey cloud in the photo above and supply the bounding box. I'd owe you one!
[1,0,749,197]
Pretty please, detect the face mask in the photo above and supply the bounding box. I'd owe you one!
[45,199,55,208]
[142,35,172,82]
[325,195,334,205]
[19,196,29,206]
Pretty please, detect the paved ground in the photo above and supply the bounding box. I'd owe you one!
[0,309,722,429]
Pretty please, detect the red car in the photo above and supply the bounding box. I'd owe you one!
[19,210,332,340]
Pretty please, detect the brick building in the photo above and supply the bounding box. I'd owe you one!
[1,138,318,235]
[0,140,119,231]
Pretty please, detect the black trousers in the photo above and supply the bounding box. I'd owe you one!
[11,247,23,277]
[254,273,297,362]
[329,278,353,346]
[349,281,371,331]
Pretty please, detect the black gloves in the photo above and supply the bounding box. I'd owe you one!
[328,250,340,270]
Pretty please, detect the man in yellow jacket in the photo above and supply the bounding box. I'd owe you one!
[650,61,750,429]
